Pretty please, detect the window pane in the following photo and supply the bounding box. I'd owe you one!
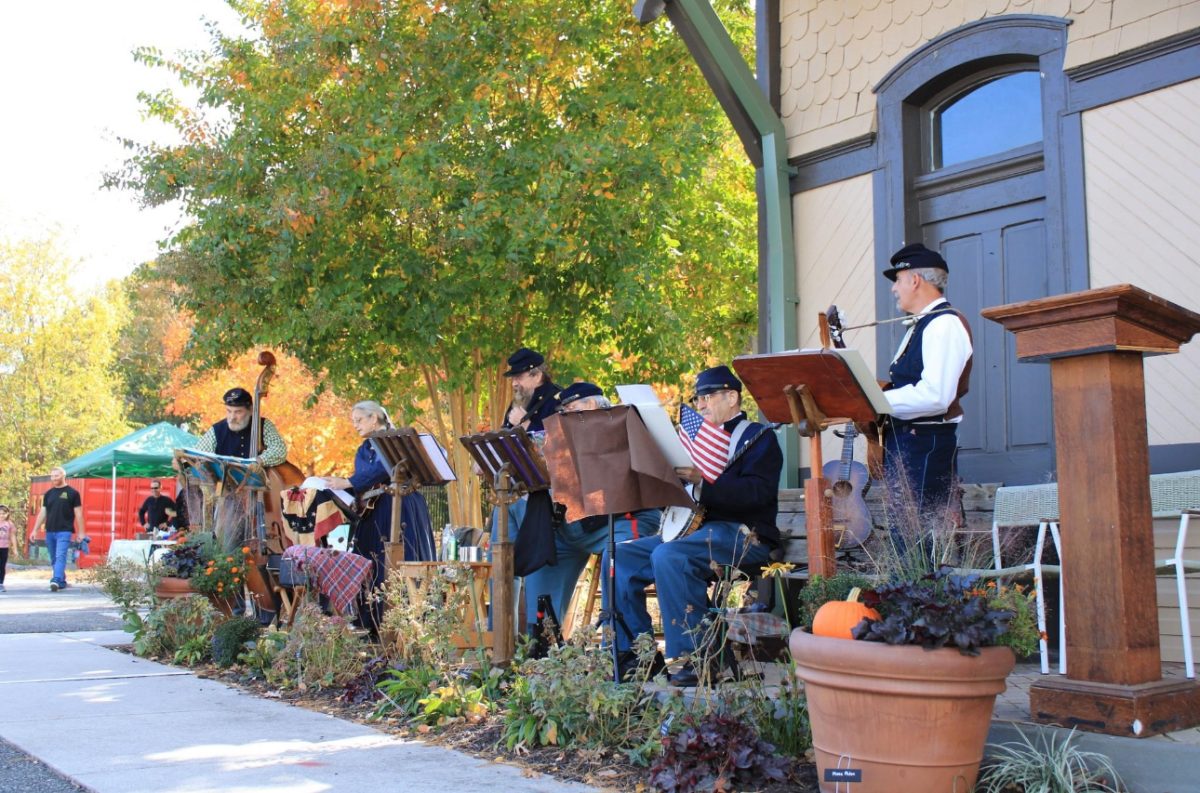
[934,71,1042,169]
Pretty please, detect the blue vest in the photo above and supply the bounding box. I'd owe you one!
[212,419,258,458]
[888,301,972,420]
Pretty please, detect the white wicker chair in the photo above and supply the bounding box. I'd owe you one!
[1015,471,1200,679]
[989,483,1063,674]
[1149,470,1200,679]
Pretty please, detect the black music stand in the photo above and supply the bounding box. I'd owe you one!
[367,428,456,567]
[542,406,692,682]
[459,427,551,666]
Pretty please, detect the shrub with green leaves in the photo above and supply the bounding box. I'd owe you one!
[136,595,219,664]
[502,634,666,763]
[268,603,365,691]
[375,665,443,719]
[211,616,261,668]
[87,558,160,646]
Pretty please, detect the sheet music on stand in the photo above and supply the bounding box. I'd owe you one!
[367,428,457,493]
[614,384,693,468]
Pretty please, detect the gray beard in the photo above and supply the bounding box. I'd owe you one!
[228,416,251,432]
[512,386,533,409]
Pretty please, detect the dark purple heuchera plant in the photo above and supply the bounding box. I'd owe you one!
[649,712,791,793]
[851,567,1019,656]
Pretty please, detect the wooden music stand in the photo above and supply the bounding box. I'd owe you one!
[459,427,551,666]
[734,350,889,577]
[367,428,456,568]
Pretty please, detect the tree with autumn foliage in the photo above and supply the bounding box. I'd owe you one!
[111,0,759,526]
[0,236,131,549]
[159,313,361,477]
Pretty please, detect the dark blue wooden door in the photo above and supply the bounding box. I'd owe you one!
[926,200,1056,484]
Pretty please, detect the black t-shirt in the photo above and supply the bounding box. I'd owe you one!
[139,495,175,527]
[43,486,81,533]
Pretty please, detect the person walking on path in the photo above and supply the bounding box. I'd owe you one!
[31,467,84,591]
[0,504,12,592]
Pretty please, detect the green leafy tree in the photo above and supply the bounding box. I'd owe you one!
[114,262,194,428]
[111,0,757,524]
[0,237,130,550]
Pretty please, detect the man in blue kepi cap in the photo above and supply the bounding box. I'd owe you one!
[604,364,782,685]
[501,347,561,433]
[880,242,973,544]
[520,382,663,641]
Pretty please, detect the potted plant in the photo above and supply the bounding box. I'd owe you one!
[790,566,1038,793]
[156,534,253,617]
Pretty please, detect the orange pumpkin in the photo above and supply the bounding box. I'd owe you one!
[812,587,880,640]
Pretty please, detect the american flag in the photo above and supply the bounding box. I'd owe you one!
[677,404,732,484]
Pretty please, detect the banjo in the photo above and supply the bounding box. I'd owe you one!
[659,421,782,541]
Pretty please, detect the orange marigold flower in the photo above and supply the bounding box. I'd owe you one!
[230,567,239,574]
[242,546,252,555]
[226,556,234,562]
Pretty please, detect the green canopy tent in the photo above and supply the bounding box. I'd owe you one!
[61,422,200,540]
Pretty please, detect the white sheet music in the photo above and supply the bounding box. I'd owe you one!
[419,434,457,482]
[298,477,354,507]
[615,384,693,468]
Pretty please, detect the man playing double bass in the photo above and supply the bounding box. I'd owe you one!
[195,387,289,467]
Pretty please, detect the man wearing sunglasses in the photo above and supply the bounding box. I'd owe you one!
[137,480,176,533]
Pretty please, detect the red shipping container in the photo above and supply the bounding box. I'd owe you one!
[26,476,180,568]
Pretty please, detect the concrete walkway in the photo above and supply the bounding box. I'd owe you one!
[0,629,596,793]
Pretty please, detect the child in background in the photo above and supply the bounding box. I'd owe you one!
[0,504,13,592]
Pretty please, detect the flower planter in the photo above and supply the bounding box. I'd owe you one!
[790,629,1015,793]
[155,576,236,617]
[154,576,197,601]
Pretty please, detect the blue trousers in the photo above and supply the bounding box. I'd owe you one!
[884,421,959,551]
[603,521,771,658]
[523,510,661,627]
[45,531,72,587]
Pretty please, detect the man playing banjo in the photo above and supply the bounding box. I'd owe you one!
[604,365,782,685]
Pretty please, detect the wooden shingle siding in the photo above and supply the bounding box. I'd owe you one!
[1083,78,1200,447]
[778,0,1200,157]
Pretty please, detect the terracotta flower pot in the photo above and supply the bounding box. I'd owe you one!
[155,577,235,617]
[154,576,196,601]
[790,628,1015,793]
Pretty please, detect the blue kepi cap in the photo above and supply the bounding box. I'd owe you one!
[504,347,545,377]
[694,365,742,397]
[558,382,603,407]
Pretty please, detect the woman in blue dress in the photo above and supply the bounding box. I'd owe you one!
[324,400,436,632]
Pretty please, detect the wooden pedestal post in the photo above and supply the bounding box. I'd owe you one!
[982,284,1200,737]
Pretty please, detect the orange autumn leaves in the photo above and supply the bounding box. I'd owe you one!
[160,316,359,477]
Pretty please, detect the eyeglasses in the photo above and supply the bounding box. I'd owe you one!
[692,390,731,406]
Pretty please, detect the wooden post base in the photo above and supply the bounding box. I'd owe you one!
[384,542,406,570]
[1030,676,1200,737]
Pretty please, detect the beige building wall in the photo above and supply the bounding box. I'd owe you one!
[780,0,1200,158]
[791,174,879,467]
[1083,78,1200,447]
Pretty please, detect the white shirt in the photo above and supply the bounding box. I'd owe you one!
[885,297,973,422]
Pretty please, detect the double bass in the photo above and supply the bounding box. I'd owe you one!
[243,351,305,622]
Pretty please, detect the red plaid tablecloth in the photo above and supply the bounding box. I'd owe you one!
[282,545,373,615]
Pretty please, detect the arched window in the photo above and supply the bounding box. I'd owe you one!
[928,68,1043,170]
